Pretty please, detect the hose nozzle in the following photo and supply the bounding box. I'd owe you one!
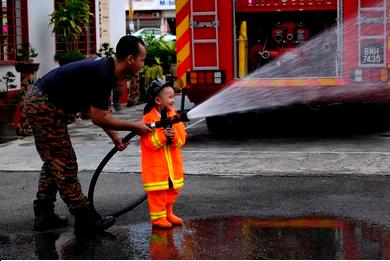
[178,112,190,123]
[149,112,189,129]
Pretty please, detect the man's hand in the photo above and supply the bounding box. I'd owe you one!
[133,120,152,135]
[112,134,128,151]
[104,130,129,151]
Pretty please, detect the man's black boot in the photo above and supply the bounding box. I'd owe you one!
[71,204,116,235]
[33,199,68,231]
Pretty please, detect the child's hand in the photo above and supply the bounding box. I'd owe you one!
[163,127,175,140]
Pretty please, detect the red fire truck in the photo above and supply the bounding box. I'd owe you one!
[175,0,390,130]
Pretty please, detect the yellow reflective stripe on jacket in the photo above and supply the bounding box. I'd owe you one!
[151,131,163,148]
[175,138,183,148]
[163,145,175,183]
[150,210,167,220]
[144,181,169,191]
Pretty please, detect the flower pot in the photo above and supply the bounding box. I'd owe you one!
[0,103,17,124]
[169,63,177,78]
[14,63,40,74]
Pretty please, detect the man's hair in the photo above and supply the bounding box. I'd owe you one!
[115,35,145,60]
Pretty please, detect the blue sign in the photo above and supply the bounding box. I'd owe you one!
[158,0,175,9]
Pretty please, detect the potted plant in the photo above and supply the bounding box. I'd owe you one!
[14,43,40,74]
[158,40,177,78]
[97,43,115,57]
[0,72,17,104]
[137,36,165,101]
[12,44,39,135]
[138,56,163,100]
[16,43,38,63]
[142,60,164,89]
[54,50,86,66]
[49,0,92,65]
[0,71,18,125]
[14,43,40,90]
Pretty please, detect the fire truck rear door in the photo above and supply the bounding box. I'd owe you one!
[190,0,220,70]
[358,0,386,69]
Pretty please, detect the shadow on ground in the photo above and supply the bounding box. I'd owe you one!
[203,103,390,138]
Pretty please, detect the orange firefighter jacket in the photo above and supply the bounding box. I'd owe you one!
[141,107,187,191]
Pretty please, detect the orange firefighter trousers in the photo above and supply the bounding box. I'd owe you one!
[147,188,179,220]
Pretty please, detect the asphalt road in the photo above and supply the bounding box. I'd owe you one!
[2,173,390,259]
[3,101,390,258]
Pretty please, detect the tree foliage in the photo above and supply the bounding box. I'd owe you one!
[49,0,93,51]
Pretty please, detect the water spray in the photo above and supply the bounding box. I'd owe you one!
[185,4,390,121]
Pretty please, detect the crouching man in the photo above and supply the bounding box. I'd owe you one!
[24,35,151,234]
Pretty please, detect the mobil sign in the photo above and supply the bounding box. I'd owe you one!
[158,0,175,10]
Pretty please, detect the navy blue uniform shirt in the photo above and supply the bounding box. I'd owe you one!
[35,57,115,113]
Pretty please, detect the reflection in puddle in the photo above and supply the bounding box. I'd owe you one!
[21,216,390,259]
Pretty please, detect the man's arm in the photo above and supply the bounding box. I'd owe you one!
[90,106,151,135]
[103,128,129,151]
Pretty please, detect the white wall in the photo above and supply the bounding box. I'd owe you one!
[28,0,57,78]
[96,0,127,54]
[109,1,127,50]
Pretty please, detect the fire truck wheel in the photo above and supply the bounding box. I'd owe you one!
[206,116,231,132]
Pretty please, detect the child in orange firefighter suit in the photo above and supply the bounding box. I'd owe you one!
[140,79,187,228]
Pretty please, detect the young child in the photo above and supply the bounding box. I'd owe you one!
[141,79,187,228]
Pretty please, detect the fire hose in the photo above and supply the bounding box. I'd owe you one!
[87,112,189,221]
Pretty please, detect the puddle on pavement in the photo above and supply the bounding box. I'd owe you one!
[3,216,390,259]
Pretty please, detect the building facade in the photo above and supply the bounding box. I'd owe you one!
[127,0,176,35]
[0,0,127,89]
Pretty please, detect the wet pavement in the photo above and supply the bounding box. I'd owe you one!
[4,97,390,259]
[2,216,390,259]
[2,174,390,259]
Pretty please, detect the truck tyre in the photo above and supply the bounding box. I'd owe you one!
[206,116,231,132]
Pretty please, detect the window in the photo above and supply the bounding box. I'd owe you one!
[0,0,28,63]
[54,0,96,55]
